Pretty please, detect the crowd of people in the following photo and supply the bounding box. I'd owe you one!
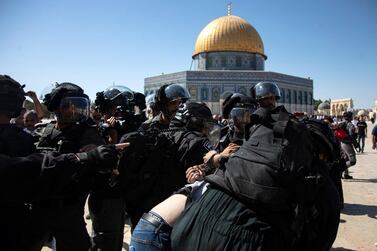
[1,74,375,251]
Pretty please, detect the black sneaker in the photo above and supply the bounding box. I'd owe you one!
[343,174,353,179]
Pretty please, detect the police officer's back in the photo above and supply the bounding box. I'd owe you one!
[166,102,218,190]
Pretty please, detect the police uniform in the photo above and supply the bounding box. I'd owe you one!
[0,124,37,251]
[0,75,39,251]
[21,82,104,251]
[216,125,244,152]
[21,121,105,251]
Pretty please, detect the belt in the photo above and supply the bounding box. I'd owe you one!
[142,212,172,232]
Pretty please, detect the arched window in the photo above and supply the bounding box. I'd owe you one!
[189,87,197,101]
[212,87,220,102]
[281,88,286,103]
[206,57,213,67]
[293,90,297,104]
[236,56,242,67]
[201,87,209,101]
[299,91,303,105]
[309,92,313,105]
[221,57,227,67]
[304,92,308,105]
[286,89,291,104]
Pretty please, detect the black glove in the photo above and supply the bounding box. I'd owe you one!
[76,145,118,174]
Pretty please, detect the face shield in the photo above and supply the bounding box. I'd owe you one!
[230,102,258,126]
[103,86,134,101]
[57,97,90,124]
[164,84,191,102]
[252,82,281,101]
[203,121,221,148]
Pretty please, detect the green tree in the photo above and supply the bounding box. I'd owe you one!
[313,98,323,111]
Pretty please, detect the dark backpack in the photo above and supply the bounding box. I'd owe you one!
[206,106,338,249]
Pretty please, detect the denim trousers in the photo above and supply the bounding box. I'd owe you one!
[129,216,172,251]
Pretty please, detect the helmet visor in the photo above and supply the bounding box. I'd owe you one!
[103,86,134,101]
[58,97,90,123]
[203,121,221,148]
[230,107,254,125]
[253,82,281,100]
[164,84,191,101]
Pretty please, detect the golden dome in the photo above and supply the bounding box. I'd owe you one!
[193,15,266,59]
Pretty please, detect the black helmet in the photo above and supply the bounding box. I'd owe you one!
[155,84,190,111]
[343,111,353,120]
[222,93,259,119]
[174,102,213,131]
[305,119,339,162]
[43,82,88,112]
[145,94,156,106]
[103,85,134,101]
[0,75,26,117]
[251,81,281,101]
[132,92,146,111]
[95,85,134,114]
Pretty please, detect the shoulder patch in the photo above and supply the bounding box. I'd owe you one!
[203,140,214,151]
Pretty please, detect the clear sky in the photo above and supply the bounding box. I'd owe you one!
[1,0,376,109]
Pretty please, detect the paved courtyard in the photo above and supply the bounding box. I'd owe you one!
[331,122,377,251]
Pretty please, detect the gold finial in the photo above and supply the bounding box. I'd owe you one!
[227,1,232,16]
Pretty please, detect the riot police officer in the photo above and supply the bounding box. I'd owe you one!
[95,85,143,144]
[251,81,281,110]
[120,102,217,227]
[1,143,127,251]
[92,85,140,251]
[218,93,259,151]
[0,75,37,251]
[157,102,219,206]
[23,82,105,251]
[0,75,35,156]
[139,83,190,132]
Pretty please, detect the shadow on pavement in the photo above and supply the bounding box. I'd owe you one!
[342,203,377,219]
[342,178,377,183]
[331,248,356,251]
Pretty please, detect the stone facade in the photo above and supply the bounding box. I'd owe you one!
[145,70,313,115]
[330,98,353,117]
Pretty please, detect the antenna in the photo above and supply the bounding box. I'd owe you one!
[227,0,232,16]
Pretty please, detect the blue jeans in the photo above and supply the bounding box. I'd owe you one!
[130,214,172,251]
